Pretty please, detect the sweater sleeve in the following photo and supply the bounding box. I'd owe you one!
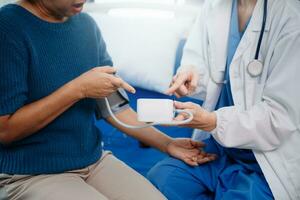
[0,31,29,115]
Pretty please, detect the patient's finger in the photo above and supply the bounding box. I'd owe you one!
[197,157,210,164]
[183,157,199,167]
[98,66,117,74]
[197,154,217,164]
[111,77,136,94]
[190,140,206,148]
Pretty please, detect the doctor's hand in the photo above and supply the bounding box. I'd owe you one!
[166,138,217,166]
[166,68,199,97]
[174,101,217,132]
[73,66,136,99]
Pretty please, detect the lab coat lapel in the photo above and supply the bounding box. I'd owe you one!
[201,0,232,112]
[207,0,232,75]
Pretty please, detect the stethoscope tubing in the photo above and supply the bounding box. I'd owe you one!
[208,0,268,84]
[255,0,268,60]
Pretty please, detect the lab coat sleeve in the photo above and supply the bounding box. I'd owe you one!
[212,29,300,151]
[178,4,210,101]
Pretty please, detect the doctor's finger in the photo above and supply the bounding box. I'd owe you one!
[174,112,190,121]
[174,92,181,98]
[174,101,197,109]
[166,74,188,95]
[111,77,136,94]
[174,113,186,121]
[173,86,188,98]
[176,85,189,97]
[189,73,199,93]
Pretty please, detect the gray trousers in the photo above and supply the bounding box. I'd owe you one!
[0,151,166,200]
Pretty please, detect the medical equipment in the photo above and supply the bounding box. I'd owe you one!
[104,97,193,129]
[208,0,268,84]
[247,0,268,77]
[137,99,175,123]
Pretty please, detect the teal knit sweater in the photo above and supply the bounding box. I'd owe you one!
[0,4,112,174]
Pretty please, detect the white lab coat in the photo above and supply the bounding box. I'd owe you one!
[178,0,300,199]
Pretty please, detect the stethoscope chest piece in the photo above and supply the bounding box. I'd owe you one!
[247,60,263,77]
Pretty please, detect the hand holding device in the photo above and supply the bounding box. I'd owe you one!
[105,98,194,129]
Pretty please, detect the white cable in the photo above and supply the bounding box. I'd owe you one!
[104,97,193,129]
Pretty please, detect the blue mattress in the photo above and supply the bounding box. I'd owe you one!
[95,87,202,176]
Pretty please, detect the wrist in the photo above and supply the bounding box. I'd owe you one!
[66,79,85,101]
[205,111,217,132]
[163,137,174,154]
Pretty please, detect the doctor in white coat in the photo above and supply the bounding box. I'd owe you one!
[148,0,300,199]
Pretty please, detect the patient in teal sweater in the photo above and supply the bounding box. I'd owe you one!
[0,4,114,175]
[0,1,215,199]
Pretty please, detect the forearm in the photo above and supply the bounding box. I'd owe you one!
[106,108,173,153]
[0,81,82,144]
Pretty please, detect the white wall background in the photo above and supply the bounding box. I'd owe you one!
[84,1,203,93]
[0,0,15,7]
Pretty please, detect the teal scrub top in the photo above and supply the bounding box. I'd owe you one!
[215,0,261,171]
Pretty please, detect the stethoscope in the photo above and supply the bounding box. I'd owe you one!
[209,0,268,84]
[247,0,268,77]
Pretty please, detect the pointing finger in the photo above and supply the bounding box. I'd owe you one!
[165,74,188,95]
[98,66,117,74]
[111,77,136,94]
[189,73,199,93]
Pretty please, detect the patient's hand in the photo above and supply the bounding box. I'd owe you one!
[166,138,217,166]
[73,66,135,99]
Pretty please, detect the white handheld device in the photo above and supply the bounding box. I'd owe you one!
[104,98,193,129]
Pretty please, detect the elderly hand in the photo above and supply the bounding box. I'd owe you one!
[166,138,217,166]
[73,66,135,99]
[174,101,217,132]
[165,68,199,97]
